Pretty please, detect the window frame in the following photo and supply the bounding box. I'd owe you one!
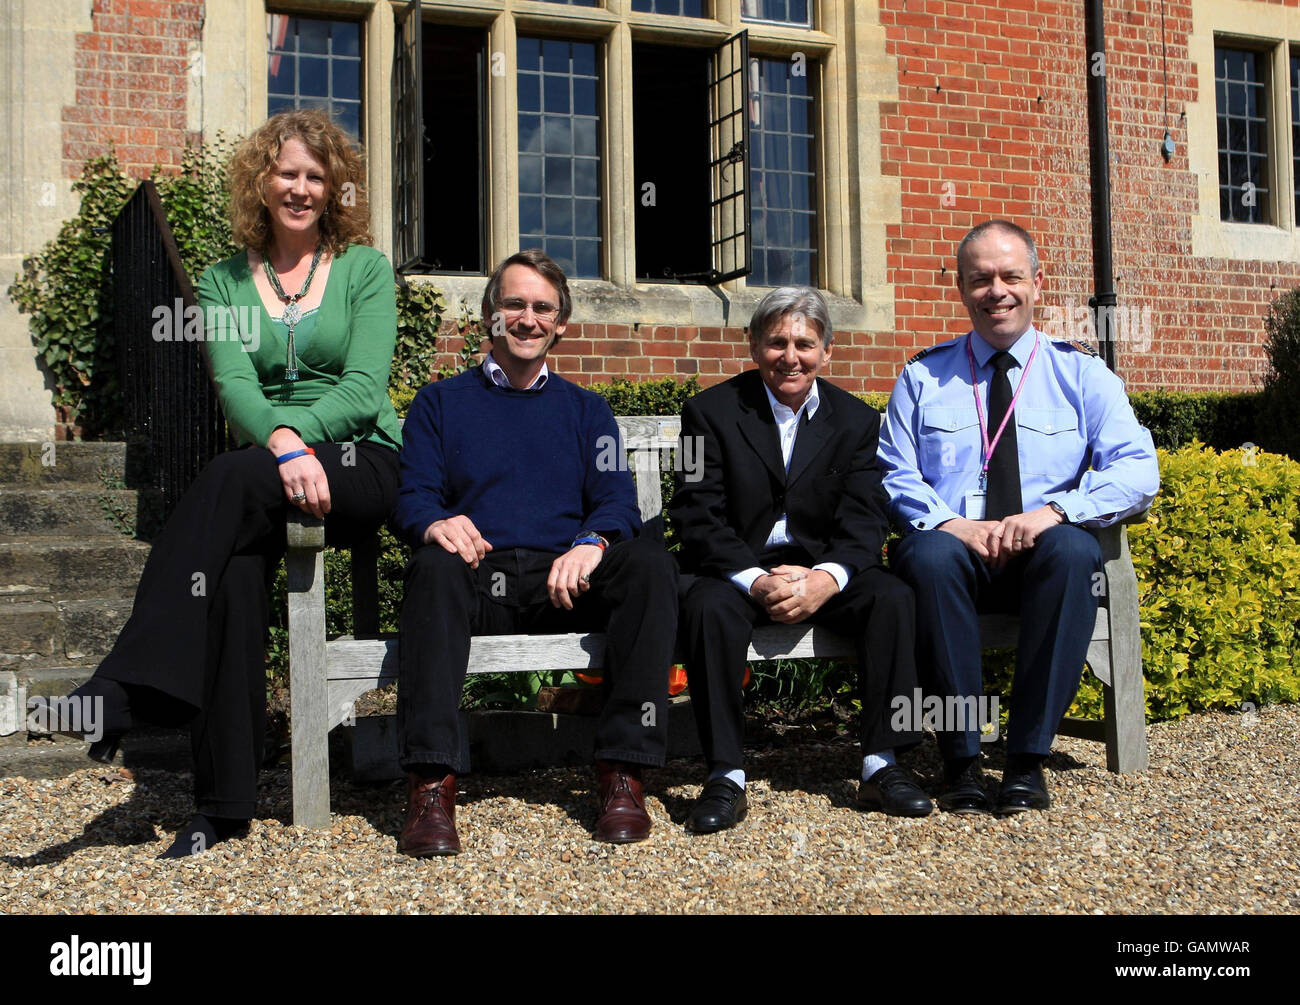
[1190,0,1300,263]
[266,9,366,141]
[1213,40,1275,225]
[402,4,836,288]
[217,0,890,332]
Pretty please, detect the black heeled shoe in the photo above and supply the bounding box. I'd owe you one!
[54,678,134,763]
[87,733,124,764]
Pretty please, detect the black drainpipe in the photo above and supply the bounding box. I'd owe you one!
[1085,0,1119,372]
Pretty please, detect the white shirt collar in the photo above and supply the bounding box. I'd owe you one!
[760,377,821,423]
[484,352,549,390]
[969,326,1038,370]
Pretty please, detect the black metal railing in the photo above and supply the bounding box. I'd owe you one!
[111,181,228,520]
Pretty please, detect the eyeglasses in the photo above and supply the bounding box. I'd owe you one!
[499,298,560,322]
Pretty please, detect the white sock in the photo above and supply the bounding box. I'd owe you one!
[861,749,896,781]
[708,767,746,789]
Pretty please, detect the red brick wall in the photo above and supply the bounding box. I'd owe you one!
[431,323,909,391]
[875,0,1295,394]
[64,0,202,179]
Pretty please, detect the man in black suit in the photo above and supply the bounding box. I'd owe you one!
[669,286,928,834]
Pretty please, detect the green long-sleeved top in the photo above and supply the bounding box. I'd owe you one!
[198,244,402,451]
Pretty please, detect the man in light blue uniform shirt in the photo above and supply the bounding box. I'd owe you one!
[877,220,1159,815]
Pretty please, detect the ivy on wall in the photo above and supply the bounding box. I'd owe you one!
[8,138,446,437]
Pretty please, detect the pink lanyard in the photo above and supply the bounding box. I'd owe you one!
[967,333,1039,489]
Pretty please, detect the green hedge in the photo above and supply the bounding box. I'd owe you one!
[984,442,1300,722]
[1120,443,1300,716]
[1259,285,1300,462]
[1128,391,1261,452]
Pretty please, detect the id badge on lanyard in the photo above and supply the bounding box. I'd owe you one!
[967,332,1038,513]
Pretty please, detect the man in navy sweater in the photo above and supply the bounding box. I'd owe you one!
[392,249,677,856]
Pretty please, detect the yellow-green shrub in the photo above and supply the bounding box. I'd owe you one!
[1055,443,1300,721]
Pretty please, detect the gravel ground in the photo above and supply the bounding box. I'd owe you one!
[1,704,1296,914]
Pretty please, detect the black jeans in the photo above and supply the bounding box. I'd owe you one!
[95,442,399,817]
[398,536,678,774]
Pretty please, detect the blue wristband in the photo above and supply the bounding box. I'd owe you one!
[276,447,315,465]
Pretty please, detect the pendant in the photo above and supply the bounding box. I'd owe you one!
[282,301,302,327]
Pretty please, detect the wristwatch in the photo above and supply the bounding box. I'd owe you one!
[571,530,610,550]
[1048,502,1069,523]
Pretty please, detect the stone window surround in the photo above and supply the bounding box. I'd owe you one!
[1189,0,1300,263]
[205,0,899,332]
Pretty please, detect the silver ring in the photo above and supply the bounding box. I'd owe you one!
[580,574,591,584]
[292,491,307,502]
[1014,537,1023,544]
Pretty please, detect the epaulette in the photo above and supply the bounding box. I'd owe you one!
[906,344,943,365]
[1052,338,1099,357]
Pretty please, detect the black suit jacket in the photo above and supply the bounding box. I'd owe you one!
[669,369,891,580]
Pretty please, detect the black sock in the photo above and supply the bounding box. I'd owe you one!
[412,763,454,780]
[157,813,248,859]
[945,754,980,780]
[1005,752,1046,773]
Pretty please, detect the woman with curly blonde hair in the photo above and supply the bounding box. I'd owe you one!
[67,109,401,857]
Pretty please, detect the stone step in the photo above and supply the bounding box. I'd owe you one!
[3,664,97,702]
[0,487,142,537]
[0,596,134,667]
[0,666,97,739]
[59,597,133,659]
[0,442,146,487]
[0,584,53,606]
[0,535,150,597]
[0,602,58,658]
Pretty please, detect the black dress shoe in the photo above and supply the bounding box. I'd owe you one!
[996,757,1051,815]
[858,765,933,817]
[937,756,992,815]
[686,777,748,834]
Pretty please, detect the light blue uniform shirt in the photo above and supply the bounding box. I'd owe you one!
[877,326,1159,532]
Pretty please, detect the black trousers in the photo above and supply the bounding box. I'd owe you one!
[398,536,678,774]
[890,525,1104,760]
[95,442,399,818]
[678,552,922,774]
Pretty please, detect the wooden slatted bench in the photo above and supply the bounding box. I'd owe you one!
[284,414,1148,827]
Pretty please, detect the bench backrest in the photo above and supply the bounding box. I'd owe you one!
[616,415,681,525]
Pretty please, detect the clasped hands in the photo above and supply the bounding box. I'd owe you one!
[749,565,839,624]
[938,504,1064,567]
[423,514,601,610]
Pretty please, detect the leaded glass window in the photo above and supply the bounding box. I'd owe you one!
[1216,46,1271,223]
[518,39,602,279]
[267,15,362,139]
[748,56,817,286]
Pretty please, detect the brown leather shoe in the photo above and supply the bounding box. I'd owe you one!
[594,760,652,844]
[398,771,461,857]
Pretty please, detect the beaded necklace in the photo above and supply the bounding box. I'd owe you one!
[263,244,324,381]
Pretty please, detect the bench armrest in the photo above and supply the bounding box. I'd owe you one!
[287,509,325,552]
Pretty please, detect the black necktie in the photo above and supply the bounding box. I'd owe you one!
[985,351,1022,520]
